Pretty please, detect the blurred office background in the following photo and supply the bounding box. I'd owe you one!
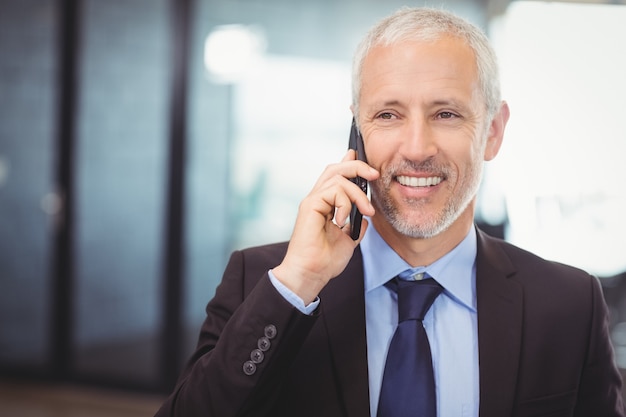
[1,0,625,414]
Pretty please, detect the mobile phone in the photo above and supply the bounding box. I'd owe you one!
[348,118,368,240]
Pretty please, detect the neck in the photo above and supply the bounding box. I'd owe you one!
[371,208,475,267]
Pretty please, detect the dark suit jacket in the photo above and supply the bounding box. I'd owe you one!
[155,228,624,417]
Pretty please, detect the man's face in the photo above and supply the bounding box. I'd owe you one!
[358,36,495,239]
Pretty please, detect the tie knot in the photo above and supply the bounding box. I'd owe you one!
[393,278,443,322]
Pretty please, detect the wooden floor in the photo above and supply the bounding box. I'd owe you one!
[0,380,165,417]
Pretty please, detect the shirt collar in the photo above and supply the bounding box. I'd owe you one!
[360,220,477,312]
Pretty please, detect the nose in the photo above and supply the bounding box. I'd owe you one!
[399,118,438,162]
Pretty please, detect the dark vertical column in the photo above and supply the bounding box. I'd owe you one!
[161,0,192,389]
[51,0,81,378]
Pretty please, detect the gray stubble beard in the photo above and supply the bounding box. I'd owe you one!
[370,158,483,239]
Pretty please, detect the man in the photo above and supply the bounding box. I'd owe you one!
[155,7,624,417]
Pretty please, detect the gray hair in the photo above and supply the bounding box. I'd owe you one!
[352,7,501,122]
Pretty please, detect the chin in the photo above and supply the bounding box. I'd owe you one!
[385,204,463,239]
[391,219,448,239]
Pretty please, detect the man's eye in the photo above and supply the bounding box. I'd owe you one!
[438,111,457,119]
[377,112,395,120]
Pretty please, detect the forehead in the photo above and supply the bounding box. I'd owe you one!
[360,36,480,106]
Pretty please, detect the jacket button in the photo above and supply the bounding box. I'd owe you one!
[258,336,271,352]
[250,348,264,364]
[243,360,256,376]
[264,324,277,339]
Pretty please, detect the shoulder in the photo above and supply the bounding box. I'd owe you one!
[223,241,289,285]
[235,241,290,266]
[476,228,597,293]
[475,229,608,337]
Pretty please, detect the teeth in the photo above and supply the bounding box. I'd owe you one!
[397,175,442,187]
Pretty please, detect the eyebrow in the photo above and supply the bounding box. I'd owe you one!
[431,98,466,107]
[375,100,402,108]
[369,98,470,111]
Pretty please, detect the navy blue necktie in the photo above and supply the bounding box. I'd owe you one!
[377,277,443,417]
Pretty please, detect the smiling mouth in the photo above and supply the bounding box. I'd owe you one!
[396,175,443,187]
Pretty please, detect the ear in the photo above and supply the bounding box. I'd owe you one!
[484,101,510,161]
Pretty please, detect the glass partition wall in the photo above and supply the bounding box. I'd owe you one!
[8,0,625,397]
[0,0,486,393]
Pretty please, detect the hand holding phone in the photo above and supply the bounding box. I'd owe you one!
[348,118,368,240]
[271,119,375,303]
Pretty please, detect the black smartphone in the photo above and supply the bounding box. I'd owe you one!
[348,118,368,240]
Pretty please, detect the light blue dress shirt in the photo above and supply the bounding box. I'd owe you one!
[360,223,479,417]
[269,222,479,417]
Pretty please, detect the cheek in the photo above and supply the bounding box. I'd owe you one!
[458,129,487,160]
[444,144,483,182]
[363,138,396,169]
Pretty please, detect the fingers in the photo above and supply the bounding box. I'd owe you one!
[342,149,357,162]
[309,163,376,224]
[272,152,379,300]
[313,150,379,191]
[342,217,370,244]
[300,177,372,232]
[332,186,373,228]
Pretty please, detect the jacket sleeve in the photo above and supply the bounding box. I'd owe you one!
[154,248,319,417]
[574,275,624,417]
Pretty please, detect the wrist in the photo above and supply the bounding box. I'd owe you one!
[272,264,325,305]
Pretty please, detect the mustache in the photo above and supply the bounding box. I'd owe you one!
[382,158,450,179]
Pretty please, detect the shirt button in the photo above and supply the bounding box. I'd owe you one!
[412,272,425,281]
[258,336,271,352]
[264,324,277,339]
[243,360,256,376]
[250,348,264,364]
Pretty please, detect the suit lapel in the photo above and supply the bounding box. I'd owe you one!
[319,247,371,417]
[475,229,523,417]
[316,231,525,417]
